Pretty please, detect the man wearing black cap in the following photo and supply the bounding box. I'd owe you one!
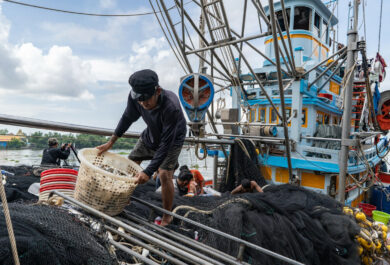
[97,69,187,226]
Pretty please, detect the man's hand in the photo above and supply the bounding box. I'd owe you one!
[96,135,118,156]
[135,171,150,185]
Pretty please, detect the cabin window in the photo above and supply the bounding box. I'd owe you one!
[258,108,266,122]
[270,107,279,124]
[249,108,256,122]
[316,111,324,124]
[302,108,308,127]
[285,108,292,126]
[275,8,291,32]
[322,20,329,44]
[324,113,330,124]
[314,12,321,38]
[294,6,311,30]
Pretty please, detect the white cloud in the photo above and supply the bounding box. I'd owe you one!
[100,0,116,9]
[11,43,96,98]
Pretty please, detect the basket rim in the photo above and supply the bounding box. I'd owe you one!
[78,148,142,181]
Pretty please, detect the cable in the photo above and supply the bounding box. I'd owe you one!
[2,0,186,17]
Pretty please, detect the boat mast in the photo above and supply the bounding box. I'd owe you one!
[337,0,360,203]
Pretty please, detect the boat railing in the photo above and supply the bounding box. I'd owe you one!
[299,136,387,166]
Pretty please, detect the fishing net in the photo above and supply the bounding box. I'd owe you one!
[125,183,361,265]
[219,139,266,192]
[0,203,114,265]
[1,166,39,202]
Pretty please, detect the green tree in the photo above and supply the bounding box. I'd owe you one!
[7,138,26,149]
[0,129,8,135]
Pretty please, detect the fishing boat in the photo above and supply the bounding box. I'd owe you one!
[155,0,389,207]
[0,0,389,264]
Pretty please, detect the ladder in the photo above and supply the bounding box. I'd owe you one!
[351,81,366,131]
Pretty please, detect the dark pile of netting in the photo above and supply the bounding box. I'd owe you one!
[125,183,360,265]
[1,166,39,202]
[219,139,266,192]
[0,203,114,265]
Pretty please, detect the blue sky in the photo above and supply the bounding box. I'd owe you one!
[0,0,388,134]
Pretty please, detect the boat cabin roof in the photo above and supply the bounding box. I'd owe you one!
[264,0,338,26]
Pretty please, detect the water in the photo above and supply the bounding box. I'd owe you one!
[0,148,218,180]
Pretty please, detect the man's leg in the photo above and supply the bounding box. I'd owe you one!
[159,168,174,226]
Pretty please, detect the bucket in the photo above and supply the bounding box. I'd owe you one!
[372,210,390,224]
[74,148,141,216]
[39,168,78,202]
[378,172,390,187]
[358,203,376,217]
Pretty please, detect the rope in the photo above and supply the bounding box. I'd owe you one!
[172,198,252,226]
[195,142,207,160]
[378,0,383,53]
[0,171,20,265]
[236,138,251,159]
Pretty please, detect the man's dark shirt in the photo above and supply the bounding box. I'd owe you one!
[41,147,70,165]
[114,89,187,177]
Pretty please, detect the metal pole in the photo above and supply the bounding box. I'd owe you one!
[268,0,294,181]
[308,51,346,89]
[275,21,295,75]
[186,33,269,55]
[130,196,304,265]
[52,191,214,265]
[316,56,347,94]
[118,218,226,265]
[250,0,270,28]
[337,0,359,203]
[105,225,188,265]
[0,114,236,145]
[159,0,193,72]
[213,154,218,189]
[234,47,283,120]
[237,0,248,74]
[191,0,290,76]
[120,213,249,265]
[108,239,159,265]
[303,46,347,76]
[280,0,296,74]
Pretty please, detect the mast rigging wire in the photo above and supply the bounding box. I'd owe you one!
[2,0,188,17]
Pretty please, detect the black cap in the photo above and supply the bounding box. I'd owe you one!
[129,69,159,100]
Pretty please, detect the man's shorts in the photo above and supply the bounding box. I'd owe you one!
[128,138,182,171]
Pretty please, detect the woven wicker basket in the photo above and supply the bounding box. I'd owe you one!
[74,148,140,216]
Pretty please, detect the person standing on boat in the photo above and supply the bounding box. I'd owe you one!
[97,69,187,226]
[40,138,71,166]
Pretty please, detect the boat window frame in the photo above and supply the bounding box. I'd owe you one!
[322,19,329,45]
[332,116,340,125]
[313,12,321,38]
[258,107,267,123]
[249,107,257,122]
[285,107,292,126]
[293,6,312,31]
[275,8,291,32]
[316,110,325,124]
[269,107,279,124]
[302,108,308,128]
